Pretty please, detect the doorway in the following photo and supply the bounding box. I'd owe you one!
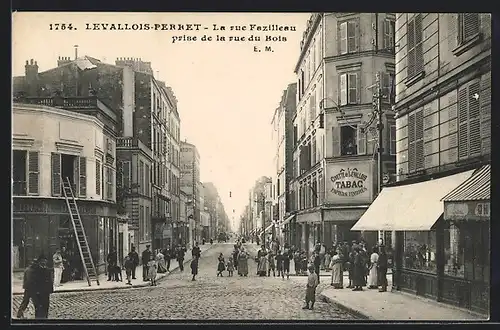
[61,154,78,192]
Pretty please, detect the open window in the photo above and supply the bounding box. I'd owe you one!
[13,150,39,196]
[52,153,86,197]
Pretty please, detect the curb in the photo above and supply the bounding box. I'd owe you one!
[12,244,218,296]
[319,293,371,320]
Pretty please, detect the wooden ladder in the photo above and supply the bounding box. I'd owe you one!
[61,177,100,286]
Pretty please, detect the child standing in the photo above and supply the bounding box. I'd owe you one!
[303,265,319,310]
[191,255,199,281]
[267,252,276,277]
[275,250,285,279]
[148,255,158,286]
[226,257,234,277]
[217,253,225,277]
[124,255,134,285]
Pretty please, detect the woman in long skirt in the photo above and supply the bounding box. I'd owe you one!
[367,246,379,289]
[156,250,167,273]
[257,246,269,276]
[217,253,225,277]
[237,248,249,276]
[329,251,343,288]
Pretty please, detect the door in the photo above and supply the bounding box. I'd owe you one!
[13,218,26,268]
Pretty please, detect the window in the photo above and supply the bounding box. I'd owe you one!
[383,19,395,51]
[311,137,317,166]
[311,180,318,207]
[106,167,113,200]
[339,20,358,54]
[458,81,481,160]
[79,157,87,197]
[340,126,357,156]
[13,150,39,196]
[407,14,424,78]
[403,231,437,273]
[300,70,305,96]
[145,206,150,240]
[339,72,359,106]
[139,205,145,241]
[381,72,396,104]
[96,159,101,195]
[458,14,480,45]
[145,164,150,197]
[408,110,424,172]
[309,93,316,123]
[139,161,144,195]
[390,124,397,155]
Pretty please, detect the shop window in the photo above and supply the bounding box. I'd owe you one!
[403,231,437,273]
[444,223,465,278]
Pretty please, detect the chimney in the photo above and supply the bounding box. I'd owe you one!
[24,59,39,96]
[74,45,79,60]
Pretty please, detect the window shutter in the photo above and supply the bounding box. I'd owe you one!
[468,81,481,156]
[415,110,424,170]
[124,161,131,188]
[332,126,341,157]
[408,114,416,172]
[383,19,388,49]
[407,19,416,77]
[390,125,397,155]
[28,151,39,195]
[79,157,87,197]
[414,15,424,75]
[347,21,357,53]
[339,22,347,54]
[348,73,358,104]
[116,161,123,189]
[96,159,101,195]
[51,153,61,196]
[357,126,366,155]
[463,13,480,41]
[458,87,469,159]
[340,74,347,106]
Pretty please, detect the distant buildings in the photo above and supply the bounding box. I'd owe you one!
[180,141,201,244]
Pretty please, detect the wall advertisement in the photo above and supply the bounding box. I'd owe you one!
[325,161,374,205]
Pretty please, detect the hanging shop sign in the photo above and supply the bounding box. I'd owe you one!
[325,162,373,204]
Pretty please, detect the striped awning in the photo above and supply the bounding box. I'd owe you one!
[442,165,490,202]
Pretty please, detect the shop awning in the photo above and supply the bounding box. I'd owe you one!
[351,170,475,231]
[281,214,296,226]
[442,165,490,202]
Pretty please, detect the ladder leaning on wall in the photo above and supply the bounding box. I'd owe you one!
[61,177,100,286]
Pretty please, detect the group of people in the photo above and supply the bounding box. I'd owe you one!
[214,240,250,277]
[255,240,293,279]
[51,247,83,290]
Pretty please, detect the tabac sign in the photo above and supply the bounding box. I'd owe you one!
[326,162,373,204]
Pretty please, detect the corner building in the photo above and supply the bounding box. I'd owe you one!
[288,13,396,253]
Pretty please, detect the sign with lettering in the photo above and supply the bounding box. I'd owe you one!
[325,162,373,205]
[444,201,490,221]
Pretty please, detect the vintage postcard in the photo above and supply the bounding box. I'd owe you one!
[11,12,491,321]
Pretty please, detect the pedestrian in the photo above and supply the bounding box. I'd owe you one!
[226,257,234,277]
[52,249,64,289]
[177,245,186,272]
[33,254,54,318]
[237,247,249,276]
[267,251,276,277]
[283,246,291,279]
[347,244,355,288]
[352,245,365,291]
[313,250,321,283]
[163,246,172,272]
[232,245,239,271]
[156,249,167,273]
[16,257,39,318]
[124,255,134,285]
[129,247,139,279]
[210,238,213,245]
[148,254,158,286]
[329,250,343,289]
[367,246,379,289]
[191,255,199,281]
[257,245,268,276]
[60,246,70,284]
[377,245,388,292]
[217,253,225,277]
[275,250,285,279]
[192,242,201,259]
[302,265,319,310]
[142,245,152,281]
[114,262,123,282]
[319,243,326,270]
[106,248,117,281]
[324,248,332,271]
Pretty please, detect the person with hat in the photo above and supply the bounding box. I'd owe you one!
[52,249,64,290]
[142,245,151,281]
[33,254,54,318]
[377,245,389,292]
[16,257,39,318]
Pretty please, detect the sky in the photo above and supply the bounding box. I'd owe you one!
[12,12,309,232]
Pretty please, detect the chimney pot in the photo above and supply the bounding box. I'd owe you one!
[30,59,34,65]
[25,60,28,65]
[58,56,61,60]
[35,61,37,65]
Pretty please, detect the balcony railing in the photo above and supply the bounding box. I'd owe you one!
[13,181,27,196]
[19,96,99,108]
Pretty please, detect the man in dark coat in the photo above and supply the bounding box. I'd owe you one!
[192,242,201,259]
[106,248,118,281]
[378,245,389,292]
[16,258,39,318]
[352,246,365,291]
[163,246,172,272]
[177,244,185,271]
[313,250,321,283]
[32,254,54,318]
[232,245,239,271]
[141,245,151,281]
[128,247,139,279]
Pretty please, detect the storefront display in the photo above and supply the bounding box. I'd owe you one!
[402,231,437,273]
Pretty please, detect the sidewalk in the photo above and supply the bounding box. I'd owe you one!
[12,243,215,295]
[319,276,487,321]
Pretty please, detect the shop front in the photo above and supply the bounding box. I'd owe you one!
[351,169,485,313]
[322,207,368,248]
[13,198,117,275]
[281,214,296,247]
[297,210,321,254]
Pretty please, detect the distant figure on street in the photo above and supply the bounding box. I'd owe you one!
[191,255,199,281]
[312,250,321,283]
[148,254,157,286]
[123,255,134,285]
[232,245,239,271]
[237,247,249,276]
[275,250,285,279]
[210,238,213,245]
[52,249,64,289]
[257,245,269,277]
[163,246,172,272]
[128,247,139,279]
[268,251,276,277]
[329,250,343,289]
[16,257,39,318]
[283,245,292,279]
[176,245,186,271]
[367,246,379,289]
[226,257,234,276]
[192,242,201,259]
[142,245,152,281]
[352,245,365,291]
[217,253,225,277]
[377,245,388,292]
[303,265,319,310]
[60,246,70,283]
[106,248,118,281]
[156,249,167,273]
[34,254,54,318]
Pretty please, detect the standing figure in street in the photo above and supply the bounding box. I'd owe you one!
[106,248,118,281]
[377,245,388,292]
[303,265,319,310]
[232,245,239,271]
[283,246,291,279]
[192,242,201,259]
[60,246,70,284]
[275,250,285,279]
[142,245,152,281]
[191,255,199,281]
[226,257,234,277]
[156,249,167,273]
[347,245,355,288]
[163,246,172,272]
[148,254,158,286]
[257,245,269,277]
[267,251,276,277]
[237,247,249,276]
[123,255,134,285]
[177,245,186,272]
[129,247,139,279]
[34,254,54,319]
[319,243,326,270]
[217,253,225,277]
[367,246,379,289]
[329,250,343,289]
[352,246,365,291]
[313,250,321,283]
[52,249,64,289]
[16,257,38,318]
[324,248,332,271]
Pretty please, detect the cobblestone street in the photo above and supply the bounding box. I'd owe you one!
[12,243,356,320]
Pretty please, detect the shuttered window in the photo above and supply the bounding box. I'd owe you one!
[381,72,395,104]
[332,126,341,157]
[27,151,39,195]
[309,93,316,122]
[339,72,359,106]
[51,152,61,196]
[311,138,317,166]
[408,110,424,172]
[339,21,359,55]
[458,14,480,45]
[458,81,482,159]
[383,19,395,51]
[357,126,366,155]
[106,167,113,200]
[79,157,86,197]
[407,14,424,78]
[96,159,101,195]
[390,125,397,155]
